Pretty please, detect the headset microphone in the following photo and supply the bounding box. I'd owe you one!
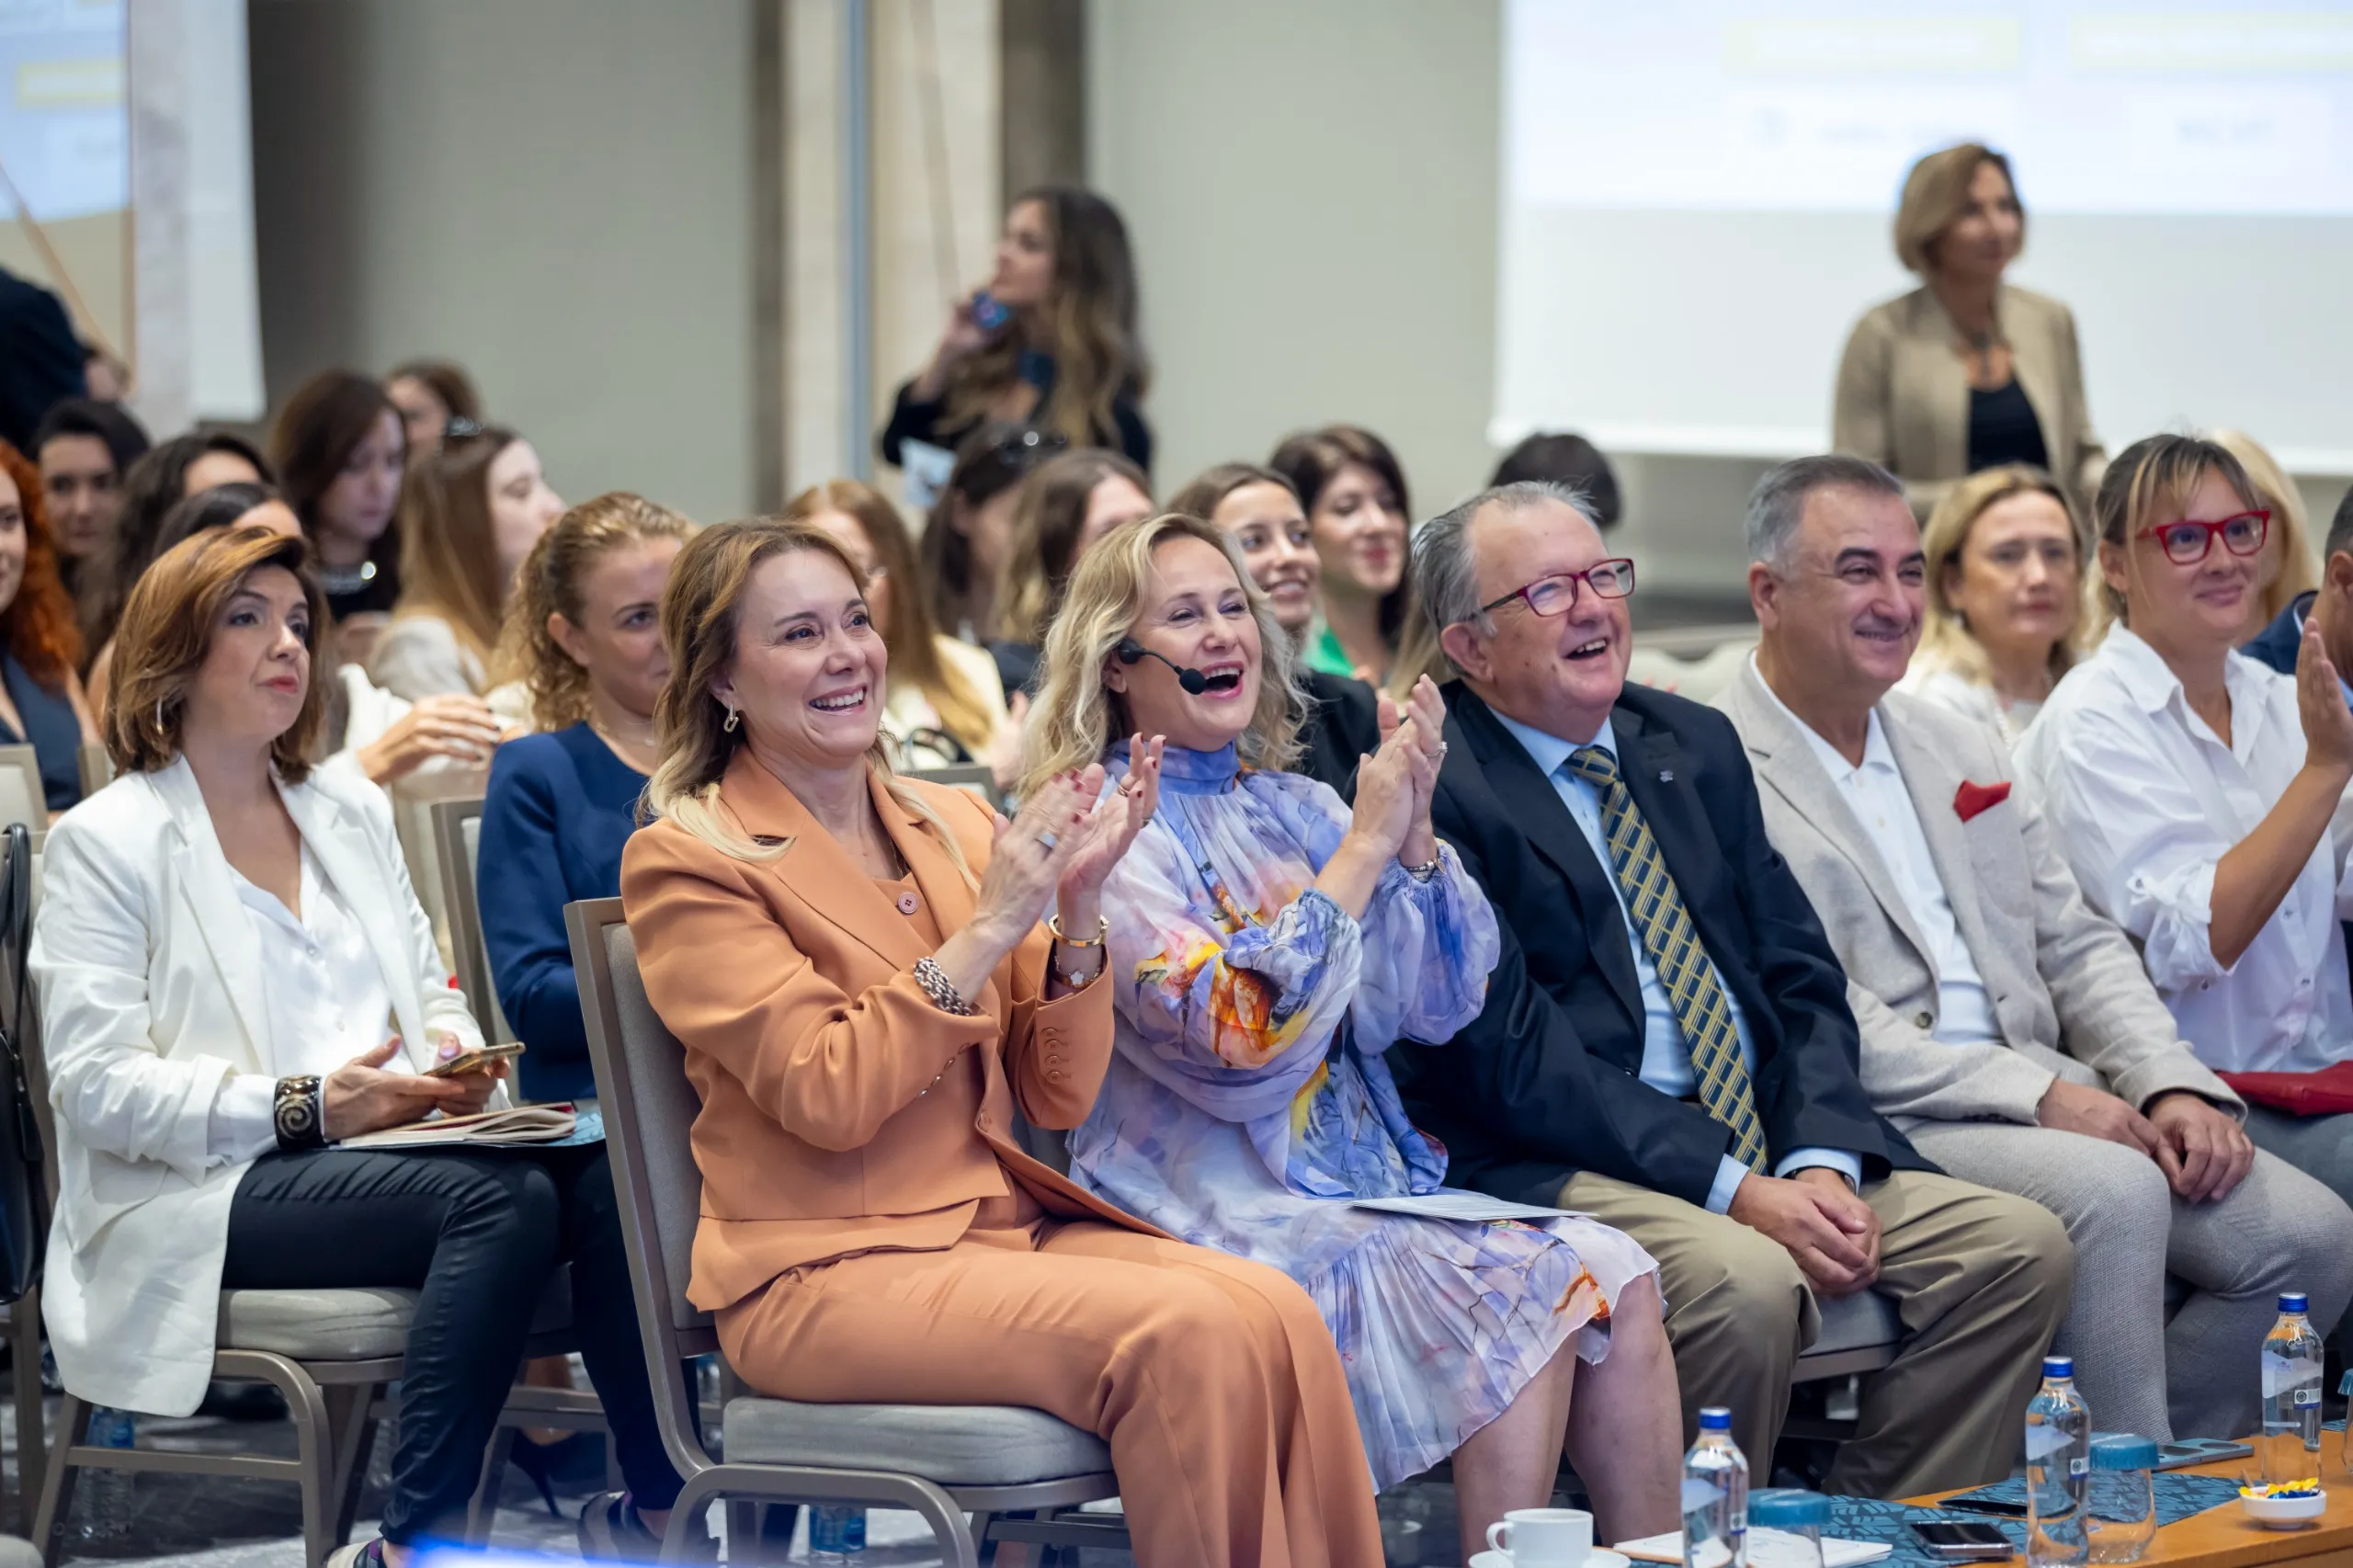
[1115,638,1210,695]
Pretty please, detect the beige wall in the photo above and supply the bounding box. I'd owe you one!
[248,0,758,527]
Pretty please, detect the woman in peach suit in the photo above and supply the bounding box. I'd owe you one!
[620,517,1382,1567]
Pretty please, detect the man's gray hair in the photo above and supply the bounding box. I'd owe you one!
[1744,455,1905,571]
[1415,480,1599,634]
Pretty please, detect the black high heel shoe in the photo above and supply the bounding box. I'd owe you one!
[506,1432,599,1517]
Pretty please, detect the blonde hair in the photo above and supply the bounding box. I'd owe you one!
[2211,428,2317,633]
[1915,465,2084,688]
[1894,142,2022,274]
[781,479,1000,754]
[642,517,971,877]
[499,491,697,731]
[392,422,516,674]
[2087,434,2264,634]
[1024,513,1300,798]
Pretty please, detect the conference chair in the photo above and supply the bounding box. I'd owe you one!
[566,896,1129,1567]
[427,795,515,1048]
[0,748,43,846]
[911,761,995,800]
[69,747,108,805]
[387,769,488,971]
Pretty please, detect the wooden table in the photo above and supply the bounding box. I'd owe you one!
[1909,1430,2353,1568]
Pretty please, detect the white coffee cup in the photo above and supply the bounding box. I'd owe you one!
[1487,1506,1593,1566]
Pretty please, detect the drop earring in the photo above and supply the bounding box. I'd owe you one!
[722,706,740,733]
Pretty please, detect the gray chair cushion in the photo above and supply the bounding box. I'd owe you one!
[723,1398,1113,1487]
[1810,1290,1903,1356]
[220,1268,576,1362]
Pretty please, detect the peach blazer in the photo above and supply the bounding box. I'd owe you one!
[620,751,1159,1313]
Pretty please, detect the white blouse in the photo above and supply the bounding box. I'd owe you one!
[2017,625,2353,1074]
[205,844,394,1163]
[1897,662,2044,749]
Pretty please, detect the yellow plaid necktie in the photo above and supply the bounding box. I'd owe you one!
[1564,745,1768,1170]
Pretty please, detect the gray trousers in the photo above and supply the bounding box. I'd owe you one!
[1905,1120,2353,1442]
[2244,1107,2353,1346]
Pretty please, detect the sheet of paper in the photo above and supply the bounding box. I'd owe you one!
[1616,1533,1893,1568]
[1350,1192,1590,1223]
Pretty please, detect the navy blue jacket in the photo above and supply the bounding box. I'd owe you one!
[477,725,646,1101]
[1390,683,1928,1210]
[2241,591,2314,676]
[0,267,85,454]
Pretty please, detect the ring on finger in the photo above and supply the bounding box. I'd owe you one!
[1038,830,1059,851]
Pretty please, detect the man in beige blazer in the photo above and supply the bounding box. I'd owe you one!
[1717,453,2353,1442]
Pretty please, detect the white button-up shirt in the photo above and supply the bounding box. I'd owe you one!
[2017,625,2353,1074]
[206,844,395,1163]
[1493,710,1862,1211]
[1755,664,2003,1047]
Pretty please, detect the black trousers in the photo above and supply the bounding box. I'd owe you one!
[221,1142,685,1545]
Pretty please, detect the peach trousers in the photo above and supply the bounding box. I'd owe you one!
[720,1210,1383,1568]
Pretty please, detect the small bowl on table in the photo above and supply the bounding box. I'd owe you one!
[2241,1484,2326,1528]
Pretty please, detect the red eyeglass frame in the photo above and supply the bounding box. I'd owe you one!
[2133,510,2270,565]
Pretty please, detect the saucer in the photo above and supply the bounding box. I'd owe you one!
[1471,1551,1633,1568]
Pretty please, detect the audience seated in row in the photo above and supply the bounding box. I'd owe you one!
[386,358,483,455]
[272,370,407,632]
[31,397,150,608]
[479,493,693,1104]
[620,518,1380,1563]
[1269,424,1415,684]
[370,420,563,703]
[2213,428,2320,647]
[0,441,97,810]
[1390,481,2074,1497]
[784,479,1020,782]
[1716,452,2353,1442]
[919,420,1063,688]
[1030,514,1679,1557]
[32,527,686,1566]
[82,430,271,696]
[989,447,1154,689]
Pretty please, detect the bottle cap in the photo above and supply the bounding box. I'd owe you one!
[2281,1292,2311,1314]
[1750,1490,1831,1528]
[2090,1436,2159,1472]
[2041,1356,2075,1380]
[1699,1406,1733,1430]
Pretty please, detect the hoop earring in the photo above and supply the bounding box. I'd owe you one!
[722,707,740,733]
[154,699,165,731]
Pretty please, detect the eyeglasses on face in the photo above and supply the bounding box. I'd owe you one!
[1473,559,1637,620]
[2134,510,2268,566]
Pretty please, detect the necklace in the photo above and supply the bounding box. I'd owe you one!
[587,714,658,769]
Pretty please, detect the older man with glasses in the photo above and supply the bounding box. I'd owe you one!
[1386,480,2074,1498]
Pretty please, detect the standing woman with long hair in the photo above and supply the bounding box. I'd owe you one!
[272,370,408,648]
[0,440,97,809]
[478,493,694,1104]
[784,478,1022,782]
[1269,425,1415,684]
[880,187,1152,478]
[371,421,563,700]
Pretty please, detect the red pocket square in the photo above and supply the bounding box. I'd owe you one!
[1954,779,2011,823]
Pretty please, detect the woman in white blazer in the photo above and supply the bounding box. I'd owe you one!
[31,526,681,1566]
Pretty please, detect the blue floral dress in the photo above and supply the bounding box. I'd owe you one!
[1071,741,1660,1489]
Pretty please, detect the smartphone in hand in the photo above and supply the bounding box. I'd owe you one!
[424,1042,526,1079]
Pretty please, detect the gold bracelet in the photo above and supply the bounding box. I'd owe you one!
[1047,914,1108,949]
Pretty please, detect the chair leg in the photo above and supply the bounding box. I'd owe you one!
[465,1423,517,1547]
[232,1358,335,1568]
[726,1500,761,1564]
[9,1290,43,1536]
[321,1383,373,1550]
[30,1391,85,1568]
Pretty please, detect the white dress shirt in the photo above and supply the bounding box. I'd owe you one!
[2018,625,2353,1074]
[1755,665,2004,1048]
[206,844,396,1164]
[1493,710,1863,1211]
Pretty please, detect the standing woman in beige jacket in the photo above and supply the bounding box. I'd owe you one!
[1834,143,2105,521]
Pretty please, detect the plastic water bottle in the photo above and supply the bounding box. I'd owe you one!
[2026,1356,2091,1567]
[76,1407,136,1540]
[1682,1406,1748,1568]
[2260,1291,2325,1485]
[809,1503,866,1563]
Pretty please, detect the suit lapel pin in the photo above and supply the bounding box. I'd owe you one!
[1658,769,1675,782]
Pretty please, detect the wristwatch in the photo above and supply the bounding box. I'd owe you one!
[273,1074,325,1152]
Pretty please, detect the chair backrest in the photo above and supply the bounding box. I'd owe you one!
[0,746,46,836]
[429,797,513,1046]
[74,744,112,802]
[566,895,717,1476]
[388,769,486,968]
[911,762,994,800]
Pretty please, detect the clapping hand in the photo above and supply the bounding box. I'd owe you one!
[1057,734,1164,909]
[1378,676,1448,868]
[2296,619,2353,777]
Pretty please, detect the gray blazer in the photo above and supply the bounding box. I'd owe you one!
[1715,663,2238,1130]
[1831,282,2105,521]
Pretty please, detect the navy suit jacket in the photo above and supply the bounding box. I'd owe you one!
[0,267,85,454]
[477,725,646,1101]
[1389,682,1929,1210]
[2242,592,2314,676]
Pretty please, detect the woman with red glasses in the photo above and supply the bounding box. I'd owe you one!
[2018,434,2353,1242]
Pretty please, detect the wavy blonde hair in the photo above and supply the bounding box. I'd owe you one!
[643,517,971,877]
[1023,513,1300,798]
[499,491,697,731]
[1915,464,2084,689]
[2212,428,2318,638]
